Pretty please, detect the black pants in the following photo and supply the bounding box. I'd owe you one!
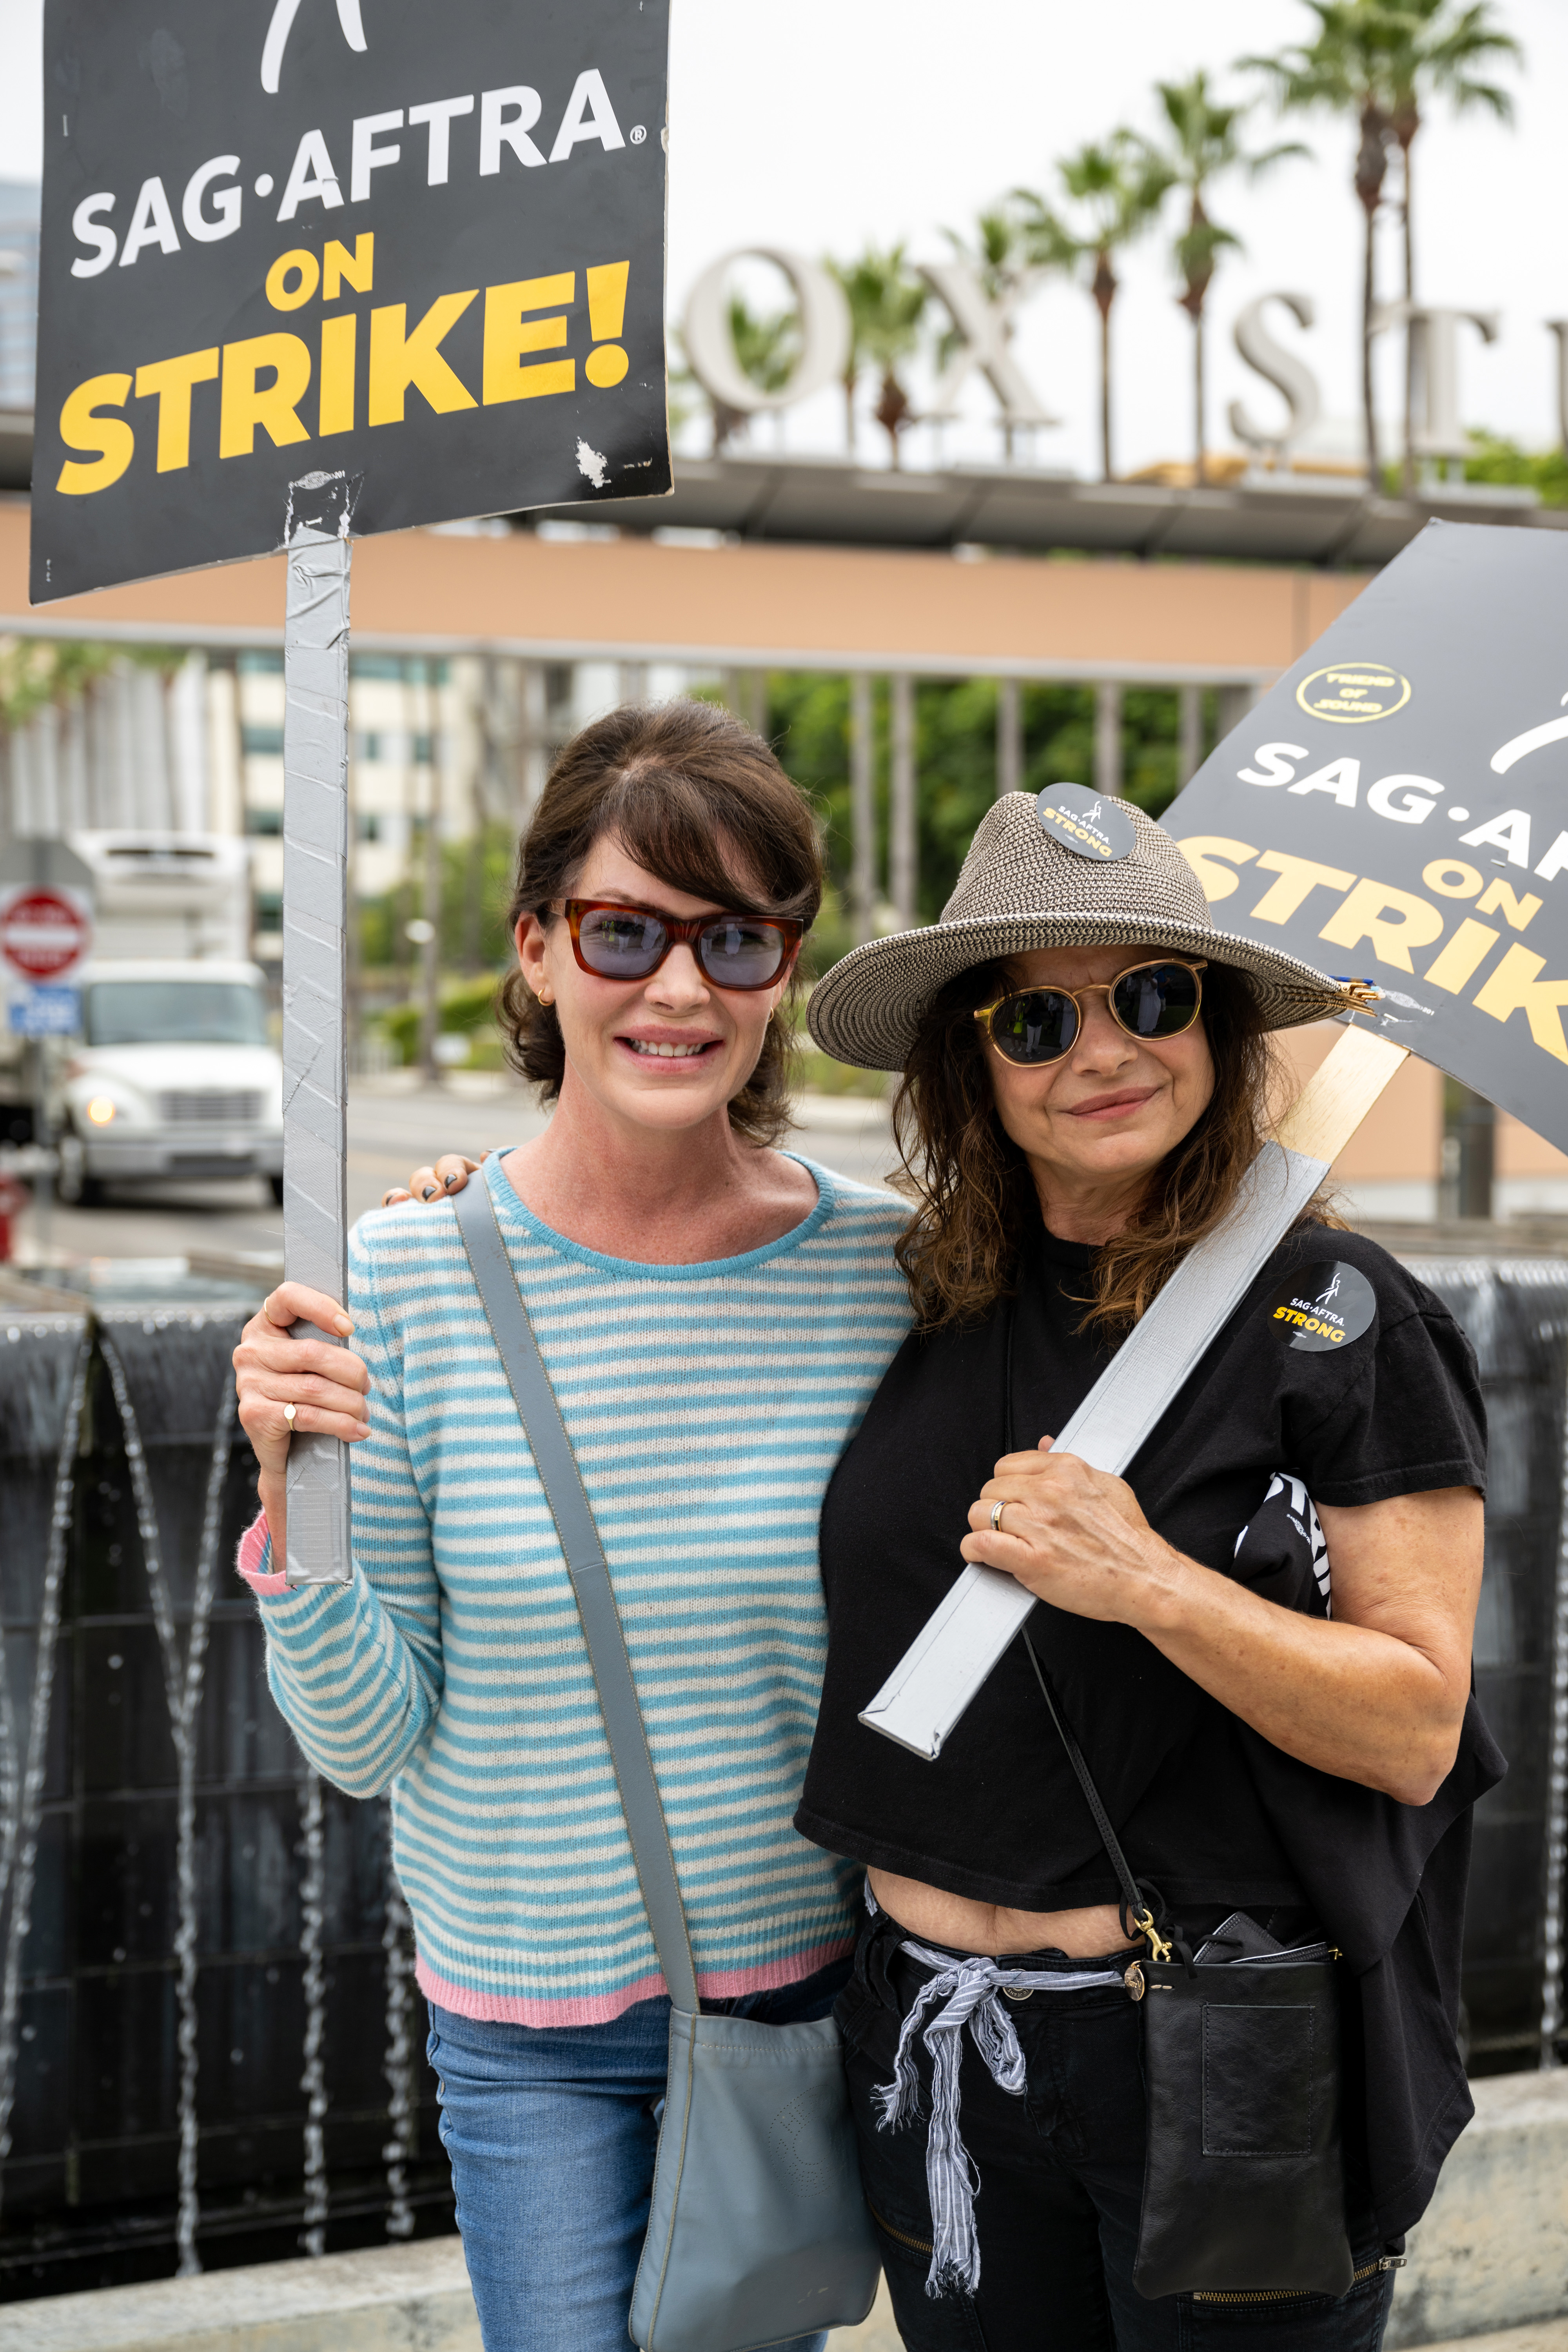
[836,1908,1396,2352]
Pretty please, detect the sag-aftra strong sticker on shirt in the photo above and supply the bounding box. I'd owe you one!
[1267,1261,1378,1353]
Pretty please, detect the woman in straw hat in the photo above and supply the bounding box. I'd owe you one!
[794,789,1501,2351]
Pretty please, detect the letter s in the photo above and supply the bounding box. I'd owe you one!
[56,373,135,494]
[71,192,117,278]
[1237,742,1310,787]
[1229,293,1321,454]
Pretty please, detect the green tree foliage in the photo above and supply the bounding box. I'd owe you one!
[359,821,517,976]
[761,670,1204,941]
[1462,434,1568,505]
[378,973,503,1066]
[0,637,187,729]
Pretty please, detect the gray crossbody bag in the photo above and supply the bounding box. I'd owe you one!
[455,1175,880,2352]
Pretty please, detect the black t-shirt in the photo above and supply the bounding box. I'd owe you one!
[797,1222,1488,1915]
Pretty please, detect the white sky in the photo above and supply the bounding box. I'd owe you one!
[0,0,1561,479]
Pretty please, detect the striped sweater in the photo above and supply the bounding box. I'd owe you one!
[242,1151,912,2025]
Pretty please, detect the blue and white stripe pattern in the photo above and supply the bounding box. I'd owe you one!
[250,1151,911,2025]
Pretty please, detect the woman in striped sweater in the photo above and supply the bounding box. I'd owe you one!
[231,702,911,2352]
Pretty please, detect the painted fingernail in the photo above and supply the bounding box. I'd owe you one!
[421,1185,438,1200]
[444,1171,460,1188]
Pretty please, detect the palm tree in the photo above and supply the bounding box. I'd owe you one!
[694,295,801,456]
[1015,136,1171,482]
[1243,2,1410,494]
[1387,2,1520,489]
[1142,74,1305,485]
[827,245,927,466]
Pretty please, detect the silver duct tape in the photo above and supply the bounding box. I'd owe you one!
[859,1142,1332,1759]
[282,488,354,1588]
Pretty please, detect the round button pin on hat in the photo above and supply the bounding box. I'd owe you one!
[1035,782,1138,862]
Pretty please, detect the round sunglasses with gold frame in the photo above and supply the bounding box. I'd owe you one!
[973,960,1208,1067]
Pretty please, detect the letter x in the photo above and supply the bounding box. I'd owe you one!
[918,258,1058,430]
[261,0,366,95]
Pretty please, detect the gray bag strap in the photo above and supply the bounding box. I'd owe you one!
[453,1172,702,2016]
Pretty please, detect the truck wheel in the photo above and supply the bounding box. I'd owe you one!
[269,1175,285,1205]
[58,1132,106,1209]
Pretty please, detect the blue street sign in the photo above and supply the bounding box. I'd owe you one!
[8,984,81,1036]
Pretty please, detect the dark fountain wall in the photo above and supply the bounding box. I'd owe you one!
[0,1303,452,2299]
[0,1255,1566,2298]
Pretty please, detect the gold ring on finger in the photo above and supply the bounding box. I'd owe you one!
[284,1402,297,1426]
[990,1499,1007,1535]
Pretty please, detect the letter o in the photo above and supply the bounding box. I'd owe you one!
[1422,858,1483,899]
[682,247,851,415]
[267,249,321,312]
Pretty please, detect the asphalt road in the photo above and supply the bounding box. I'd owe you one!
[8,1078,900,1275]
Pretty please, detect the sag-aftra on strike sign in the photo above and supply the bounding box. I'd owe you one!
[1168,522,1568,1156]
[31,0,670,601]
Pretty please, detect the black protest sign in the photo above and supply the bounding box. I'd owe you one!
[31,0,670,603]
[1167,522,1568,1156]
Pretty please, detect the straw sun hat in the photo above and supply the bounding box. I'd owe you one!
[806,786,1366,1073]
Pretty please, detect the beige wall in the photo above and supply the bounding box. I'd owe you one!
[1275,1025,1568,1200]
[0,498,1369,671]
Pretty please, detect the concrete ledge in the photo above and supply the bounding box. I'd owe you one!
[7,2069,1568,2352]
[5,2240,481,2352]
[1388,2070,1568,2347]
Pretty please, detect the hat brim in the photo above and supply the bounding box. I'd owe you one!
[806,911,1354,1072]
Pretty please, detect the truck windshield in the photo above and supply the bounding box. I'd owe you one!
[84,982,268,1048]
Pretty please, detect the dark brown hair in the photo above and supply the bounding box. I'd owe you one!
[891,956,1338,1332]
[498,700,822,1146]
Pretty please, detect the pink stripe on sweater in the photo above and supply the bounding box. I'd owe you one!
[236,1508,290,1595]
[416,1936,854,2028]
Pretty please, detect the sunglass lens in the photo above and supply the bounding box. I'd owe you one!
[1112,963,1201,1038]
[699,919,789,989]
[990,990,1077,1064]
[576,907,668,977]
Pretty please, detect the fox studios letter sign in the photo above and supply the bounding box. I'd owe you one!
[1169,522,1568,1157]
[31,0,670,601]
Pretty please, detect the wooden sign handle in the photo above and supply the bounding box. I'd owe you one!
[1272,1022,1410,1167]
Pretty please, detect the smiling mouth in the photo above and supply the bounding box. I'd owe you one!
[623,1038,718,1059]
[1069,1088,1158,1118]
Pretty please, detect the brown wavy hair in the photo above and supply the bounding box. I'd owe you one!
[892,955,1339,1333]
[497,700,822,1147]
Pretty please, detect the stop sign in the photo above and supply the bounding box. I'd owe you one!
[0,885,92,980]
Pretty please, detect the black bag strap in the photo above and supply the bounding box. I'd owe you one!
[453,1171,702,2016]
[1005,1301,1174,1964]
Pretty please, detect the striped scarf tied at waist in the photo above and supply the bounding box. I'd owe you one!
[874,1939,1126,2299]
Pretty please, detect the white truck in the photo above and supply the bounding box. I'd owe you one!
[11,832,285,1207]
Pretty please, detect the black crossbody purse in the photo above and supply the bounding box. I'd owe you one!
[1000,1308,1352,2301]
[1022,1630,1354,2300]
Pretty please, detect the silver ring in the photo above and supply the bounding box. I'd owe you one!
[990,1499,1006,1534]
[283,1402,297,1426]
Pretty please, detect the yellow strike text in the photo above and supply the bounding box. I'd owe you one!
[54,251,632,494]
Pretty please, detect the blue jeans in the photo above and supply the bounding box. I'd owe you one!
[427,1958,852,2352]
